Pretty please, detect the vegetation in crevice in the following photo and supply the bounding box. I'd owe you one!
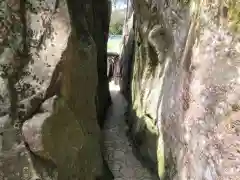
[226,0,240,32]
[178,0,191,6]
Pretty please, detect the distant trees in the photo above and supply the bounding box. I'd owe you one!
[109,21,123,35]
[111,0,126,9]
[109,0,126,35]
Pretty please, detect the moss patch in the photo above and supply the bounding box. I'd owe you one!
[42,97,103,179]
[226,0,240,32]
[178,0,191,6]
[127,107,165,178]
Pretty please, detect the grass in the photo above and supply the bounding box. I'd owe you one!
[107,35,122,54]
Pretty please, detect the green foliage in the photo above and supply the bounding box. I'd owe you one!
[178,0,191,6]
[109,7,125,35]
[227,0,240,32]
[109,22,123,35]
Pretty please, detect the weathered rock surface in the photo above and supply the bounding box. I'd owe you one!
[120,0,240,180]
[0,0,112,179]
[22,97,55,161]
[22,112,51,159]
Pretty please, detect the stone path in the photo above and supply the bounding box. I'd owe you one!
[103,81,157,180]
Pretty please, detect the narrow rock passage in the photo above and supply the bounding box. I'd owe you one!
[103,81,157,180]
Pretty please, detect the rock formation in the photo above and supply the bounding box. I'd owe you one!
[0,0,112,179]
[94,0,113,129]
[1,0,239,179]
[120,0,240,179]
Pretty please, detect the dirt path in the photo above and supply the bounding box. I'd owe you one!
[103,81,157,180]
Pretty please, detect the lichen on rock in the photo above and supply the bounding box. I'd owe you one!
[120,0,240,179]
[0,0,112,179]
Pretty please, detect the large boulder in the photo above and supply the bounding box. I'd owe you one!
[121,0,240,179]
[22,97,55,161]
[0,0,69,179]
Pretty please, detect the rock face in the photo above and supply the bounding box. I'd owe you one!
[0,0,112,179]
[94,0,112,128]
[120,0,240,179]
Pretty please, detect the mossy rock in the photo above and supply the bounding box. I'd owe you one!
[42,97,103,179]
[226,0,240,32]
